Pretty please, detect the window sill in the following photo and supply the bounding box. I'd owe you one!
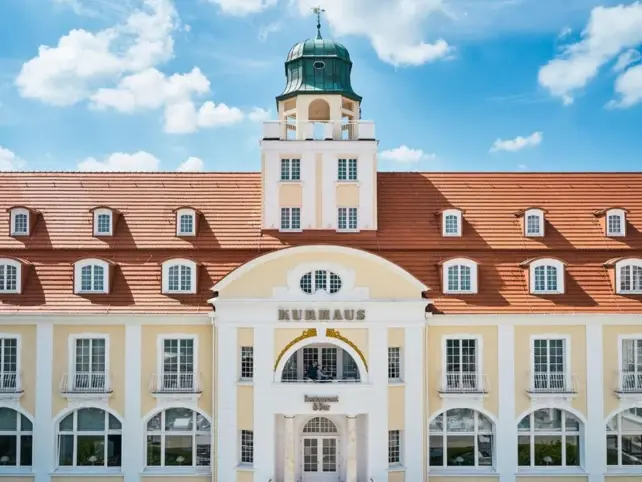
[0,468,33,475]
[237,380,254,386]
[162,291,197,295]
[443,291,477,295]
[177,233,197,237]
[605,467,642,475]
[141,468,211,476]
[279,180,302,184]
[335,180,359,185]
[336,229,360,234]
[278,229,303,233]
[52,468,122,476]
[236,464,254,472]
[387,464,405,472]
[618,291,642,295]
[516,467,586,476]
[429,468,497,476]
[388,380,405,386]
[531,291,564,295]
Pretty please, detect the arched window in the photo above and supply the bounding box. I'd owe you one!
[528,259,565,294]
[428,409,493,467]
[300,270,342,294]
[0,259,21,294]
[518,408,581,467]
[303,417,338,434]
[9,208,30,236]
[442,209,463,237]
[146,408,211,467]
[57,407,121,467]
[0,407,32,467]
[92,208,114,236]
[175,208,197,237]
[524,208,545,237]
[617,259,642,294]
[607,408,642,466]
[74,259,110,294]
[162,259,197,294]
[442,259,478,294]
[606,209,626,237]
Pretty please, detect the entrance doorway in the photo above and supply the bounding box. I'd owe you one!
[301,417,339,481]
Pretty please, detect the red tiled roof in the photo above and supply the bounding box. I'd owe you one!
[0,171,641,314]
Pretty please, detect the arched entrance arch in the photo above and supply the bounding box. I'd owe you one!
[300,416,340,481]
[308,98,330,121]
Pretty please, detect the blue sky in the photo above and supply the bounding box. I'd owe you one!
[1,0,642,172]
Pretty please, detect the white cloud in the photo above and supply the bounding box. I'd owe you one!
[248,107,270,122]
[0,146,26,171]
[293,0,451,66]
[176,156,204,172]
[258,22,281,41]
[77,151,160,171]
[490,131,542,153]
[518,163,528,170]
[207,0,277,15]
[610,64,642,108]
[380,145,435,163]
[538,3,642,105]
[614,49,641,73]
[558,26,572,39]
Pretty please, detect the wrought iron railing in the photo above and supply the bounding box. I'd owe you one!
[528,372,577,393]
[439,372,488,393]
[149,372,203,394]
[60,372,111,393]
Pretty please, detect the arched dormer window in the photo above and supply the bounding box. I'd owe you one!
[0,258,23,294]
[606,209,626,237]
[615,258,642,294]
[90,207,117,237]
[300,270,342,294]
[7,206,37,237]
[162,259,198,294]
[74,259,111,294]
[174,207,200,237]
[438,208,463,237]
[441,258,478,294]
[523,258,565,294]
[523,208,545,237]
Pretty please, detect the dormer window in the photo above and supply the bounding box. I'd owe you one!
[162,259,198,294]
[615,259,642,294]
[522,258,565,295]
[441,258,478,294]
[607,209,626,237]
[0,258,22,294]
[8,207,34,237]
[74,259,111,294]
[300,270,342,294]
[440,209,463,237]
[524,209,545,237]
[91,207,115,236]
[174,208,200,237]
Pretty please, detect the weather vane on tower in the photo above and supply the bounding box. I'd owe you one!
[312,5,325,40]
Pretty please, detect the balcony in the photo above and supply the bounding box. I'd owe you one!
[60,372,112,402]
[438,372,488,400]
[615,371,642,400]
[262,120,375,141]
[0,372,23,401]
[149,372,203,401]
[527,372,577,401]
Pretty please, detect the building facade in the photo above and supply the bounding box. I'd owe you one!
[1,27,642,482]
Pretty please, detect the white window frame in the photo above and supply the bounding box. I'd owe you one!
[176,208,197,236]
[338,158,358,182]
[606,209,626,237]
[524,208,545,237]
[0,258,22,294]
[337,207,359,232]
[0,407,32,467]
[162,259,198,294]
[280,158,301,181]
[615,258,642,295]
[388,347,402,383]
[240,429,254,465]
[442,258,478,294]
[442,334,483,390]
[10,208,30,236]
[281,345,361,382]
[617,335,642,392]
[388,429,402,466]
[0,334,21,391]
[530,334,571,392]
[157,334,198,389]
[606,408,642,467]
[299,269,343,295]
[529,258,565,294]
[280,207,302,232]
[240,346,254,381]
[442,209,462,237]
[93,208,113,236]
[74,258,110,294]
[67,333,110,391]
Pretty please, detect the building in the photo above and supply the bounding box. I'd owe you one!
[0,23,642,482]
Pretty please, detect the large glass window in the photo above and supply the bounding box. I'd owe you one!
[447,265,472,292]
[532,339,566,392]
[518,409,581,467]
[74,338,106,391]
[162,338,195,390]
[445,338,478,390]
[429,409,494,468]
[620,264,642,293]
[146,408,211,468]
[80,265,106,292]
[607,408,642,466]
[621,339,642,392]
[0,338,18,391]
[0,408,32,467]
[57,408,122,467]
[0,263,18,293]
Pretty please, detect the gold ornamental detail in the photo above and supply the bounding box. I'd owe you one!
[274,328,318,371]
[326,328,368,371]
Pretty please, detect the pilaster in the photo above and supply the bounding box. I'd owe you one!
[586,324,606,482]
[123,324,142,482]
[34,324,53,482]
[217,324,238,482]
[368,325,389,480]
[405,325,424,481]
[284,415,295,482]
[497,324,516,482]
[253,326,276,480]
[346,415,357,482]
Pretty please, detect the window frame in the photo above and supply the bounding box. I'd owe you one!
[74,259,110,294]
[388,346,402,383]
[161,259,198,295]
[239,346,254,381]
[240,430,254,465]
[9,208,30,237]
[606,208,626,237]
[93,208,114,237]
[606,408,642,467]
[530,335,571,392]
[615,259,642,295]
[280,207,302,232]
[0,335,21,392]
[442,209,462,237]
[68,333,110,392]
[176,208,197,237]
[280,158,301,181]
[0,258,22,294]
[0,407,32,467]
[299,269,343,295]
[524,208,545,237]
[388,429,402,466]
[337,158,358,182]
[337,207,359,232]
[529,259,565,295]
[442,335,483,391]
[442,258,478,294]
[618,335,642,392]
[157,334,199,388]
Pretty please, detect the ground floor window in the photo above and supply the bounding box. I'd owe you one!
[0,407,32,466]
[518,408,581,467]
[607,408,642,466]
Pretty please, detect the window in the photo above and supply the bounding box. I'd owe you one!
[57,408,122,467]
[10,209,29,236]
[524,209,544,237]
[280,207,301,231]
[74,259,109,294]
[162,259,197,294]
[617,260,642,294]
[621,338,642,392]
[145,408,211,467]
[0,337,18,391]
[529,259,565,294]
[93,208,113,236]
[0,259,21,294]
[338,158,358,181]
[388,347,401,381]
[240,430,253,464]
[281,346,360,382]
[606,209,626,237]
[607,408,642,466]
[337,207,358,231]
[444,338,479,391]
[300,270,342,294]
[175,209,197,236]
[442,209,462,237]
[280,159,301,181]
[240,346,253,381]
[429,409,493,468]
[532,338,568,392]
[73,337,107,391]
[518,409,580,467]
[0,408,32,467]
[442,258,478,294]
[162,338,195,391]
[389,430,401,465]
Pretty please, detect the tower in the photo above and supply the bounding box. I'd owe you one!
[261,11,378,233]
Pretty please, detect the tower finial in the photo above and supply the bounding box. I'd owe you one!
[312,6,325,40]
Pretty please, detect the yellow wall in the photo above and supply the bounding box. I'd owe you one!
[388,328,405,348]
[52,325,126,418]
[514,325,587,418]
[336,183,359,207]
[431,477,498,482]
[279,183,302,207]
[238,328,254,347]
[140,325,213,417]
[0,477,35,482]
[388,386,405,430]
[51,478,123,482]
[388,472,405,482]
[238,385,254,430]
[237,472,254,482]
[427,326,499,417]
[517,478,587,482]
[603,325,642,417]
[0,325,36,415]
[605,478,642,482]
[142,478,211,482]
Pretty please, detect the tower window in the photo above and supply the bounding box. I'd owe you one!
[313,61,325,70]
[338,159,358,181]
[280,159,300,181]
[338,208,358,231]
[280,207,301,231]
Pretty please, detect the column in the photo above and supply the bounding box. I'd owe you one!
[368,325,389,480]
[586,324,606,482]
[405,325,424,481]
[284,415,295,482]
[346,415,358,482]
[34,323,53,482]
[216,324,238,482]
[123,324,142,482]
[497,325,517,482]
[253,326,276,480]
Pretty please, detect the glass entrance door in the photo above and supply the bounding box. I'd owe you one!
[302,437,338,481]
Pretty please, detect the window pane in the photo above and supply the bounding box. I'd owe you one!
[20,415,32,432]
[533,436,562,466]
[165,435,193,466]
[0,408,17,430]
[446,409,474,432]
[109,414,121,430]
[107,434,122,467]
[446,435,475,466]
[58,434,74,466]
[59,413,74,431]
[533,409,562,431]
[147,413,162,431]
[566,435,580,466]
[622,434,642,465]
[77,435,105,466]
[517,435,531,466]
[78,408,106,431]
[165,408,193,431]
[0,435,16,465]
[196,433,211,466]
[607,434,618,466]
[478,434,493,466]
[428,435,443,466]
[20,435,32,466]
[147,435,161,466]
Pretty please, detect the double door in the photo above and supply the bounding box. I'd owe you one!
[302,436,338,481]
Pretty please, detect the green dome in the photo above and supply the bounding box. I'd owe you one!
[286,38,351,62]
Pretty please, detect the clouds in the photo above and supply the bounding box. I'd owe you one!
[538,2,642,107]
[77,151,207,171]
[380,145,435,163]
[490,132,542,153]
[176,156,205,172]
[0,147,26,171]
[208,0,277,16]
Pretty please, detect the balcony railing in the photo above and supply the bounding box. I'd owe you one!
[149,372,203,394]
[528,372,577,394]
[60,372,112,394]
[616,371,642,393]
[262,120,375,141]
[0,372,22,393]
[438,372,488,394]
